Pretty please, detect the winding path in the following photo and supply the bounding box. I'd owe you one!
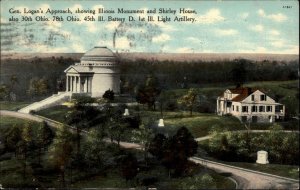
[1,110,299,189]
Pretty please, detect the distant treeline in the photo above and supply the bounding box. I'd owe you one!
[120,58,299,90]
[0,56,298,101]
[0,56,76,101]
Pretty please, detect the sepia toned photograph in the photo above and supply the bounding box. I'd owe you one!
[0,0,299,189]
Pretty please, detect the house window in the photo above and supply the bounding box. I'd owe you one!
[232,105,234,111]
[260,94,266,101]
[266,106,272,112]
[259,106,265,112]
[242,106,248,112]
[236,106,239,112]
[275,105,283,113]
[251,95,255,101]
[251,106,257,112]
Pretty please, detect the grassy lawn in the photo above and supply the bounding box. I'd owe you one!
[36,105,71,123]
[163,113,244,138]
[0,101,32,111]
[0,116,41,132]
[221,162,299,180]
[198,139,299,180]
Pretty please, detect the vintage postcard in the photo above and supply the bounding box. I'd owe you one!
[0,0,299,189]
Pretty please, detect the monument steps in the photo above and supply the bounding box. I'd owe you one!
[18,92,72,113]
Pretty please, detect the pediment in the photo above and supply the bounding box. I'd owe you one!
[65,67,79,73]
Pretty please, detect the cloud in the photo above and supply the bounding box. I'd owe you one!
[93,4,104,11]
[215,29,238,36]
[240,12,249,19]
[105,21,121,31]
[257,9,287,22]
[69,3,100,33]
[114,36,130,49]
[38,3,51,15]
[152,34,171,43]
[249,24,264,32]
[187,37,202,43]
[175,47,193,53]
[197,8,225,24]
[268,45,298,54]
[284,45,299,54]
[72,44,86,53]
[270,41,284,48]
[269,29,280,36]
[256,47,267,53]
[151,14,178,31]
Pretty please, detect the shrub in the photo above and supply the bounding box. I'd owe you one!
[103,89,115,101]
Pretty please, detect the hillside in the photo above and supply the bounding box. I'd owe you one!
[1,52,298,62]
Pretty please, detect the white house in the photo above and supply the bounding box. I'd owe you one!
[217,87,285,123]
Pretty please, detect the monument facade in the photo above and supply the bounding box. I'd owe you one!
[64,46,120,97]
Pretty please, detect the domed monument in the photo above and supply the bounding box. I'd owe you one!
[18,47,120,113]
[64,47,120,97]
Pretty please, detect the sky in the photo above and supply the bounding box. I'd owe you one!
[1,0,299,54]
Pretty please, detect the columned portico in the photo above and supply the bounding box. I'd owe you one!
[66,74,93,94]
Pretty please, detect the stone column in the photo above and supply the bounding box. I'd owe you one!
[79,76,81,93]
[70,76,72,92]
[86,77,88,92]
[66,75,69,91]
[216,99,219,114]
[83,77,87,93]
[89,77,92,94]
[71,76,74,92]
[76,76,78,92]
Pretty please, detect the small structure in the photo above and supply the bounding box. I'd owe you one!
[158,119,164,127]
[216,87,285,123]
[123,108,130,116]
[256,150,269,164]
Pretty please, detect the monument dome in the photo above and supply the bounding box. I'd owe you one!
[64,46,120,97]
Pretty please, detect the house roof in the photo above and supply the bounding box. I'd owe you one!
[229,87,259,102]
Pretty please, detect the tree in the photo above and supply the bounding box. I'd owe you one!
[19,122,34,179]
[48,125,75,187]
[149,127,198,178]
[4,124,22,157]
[9,75,19,98]
[104,104,129,145]
[149,133,167,160]
[27,77,49,98]
[102,89,115,101]
[36,121,54,164]
[267,124,284,162]
[81,129,106,172]
[120,153,138,182]
[0,84,9,101]
[135,75,161,110]
[157,90,168,117]
[177,88,199,116]
[131,121,154,165]
[230,59,248,87]
[66,97,99,153]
